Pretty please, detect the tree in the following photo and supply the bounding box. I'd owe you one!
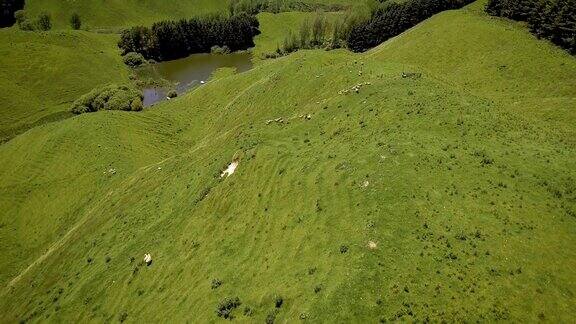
[0,0,25,27]
[36,11,51,31]
[70,13,81,30]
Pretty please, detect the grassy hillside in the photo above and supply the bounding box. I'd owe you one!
[23,0,360,30]
[23,0,226,30]
[1,2,575,323]
[0,29,129,143]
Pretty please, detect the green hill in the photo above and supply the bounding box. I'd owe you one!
[0,29,129,143]
[0,1,575,323]
[23,0,358,30]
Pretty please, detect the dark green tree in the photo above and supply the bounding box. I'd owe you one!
[36,11,51,31]
[70,13,81,30]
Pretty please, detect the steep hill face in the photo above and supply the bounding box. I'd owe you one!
[1,3,575,323]
[0,29,129,143]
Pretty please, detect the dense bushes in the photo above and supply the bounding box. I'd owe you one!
[0,0,24,27]
[346,0,475,52]
[215,297,241,319]
[277,12,358,55]
[15,10,53,31]
[122,52,147,67]
[118,13,260,61]
[228,0,348,15]
[71,84,143,114]
[70,13,81,30]
[486,0,575,54]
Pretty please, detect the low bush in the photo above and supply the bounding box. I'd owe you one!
[167,90,178,98]
[16,10,53,31]
[70,13,81,30]
[211,278,222,289]
[211,45,231,54]
[122,52,147,67]
[71,84,143,114]
[274,295,283,308]
[36,11,52,31]
[215,297,241,319]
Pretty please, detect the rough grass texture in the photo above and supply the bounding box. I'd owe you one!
[23,0,359,30]
[0,29,129,143]
[0,2,575,323]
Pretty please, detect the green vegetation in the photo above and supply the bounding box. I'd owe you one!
[71,84,143,114]
[486,0,575,53]
[0,0,575,322]
[69,13,81,30]
[0,29,129,143]
[23,0,227,30]
[122,52,147,67]
[14,9,53,31]
[118,13,260,61]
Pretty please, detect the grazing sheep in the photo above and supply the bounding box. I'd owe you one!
[144,253,152,266]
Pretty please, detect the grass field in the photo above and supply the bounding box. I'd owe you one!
[0,29,129,143]
[23,0,361,30]
[0,1,575,322]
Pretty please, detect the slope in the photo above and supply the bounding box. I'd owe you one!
[23,0,358,30]
[0,29,129,143]
[1,2,575,323]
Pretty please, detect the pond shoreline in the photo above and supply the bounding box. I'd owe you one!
[135,52,254,107]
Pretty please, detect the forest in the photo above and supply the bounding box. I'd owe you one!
[486,0,575,54]
[118,13,260,61]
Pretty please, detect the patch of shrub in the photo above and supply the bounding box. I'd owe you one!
[211,278,222,289]
[211,45,231,54]
[243,306,253,316]
[36,11,52,31]
[276,11,358,56]
[15,10,54,31]
[216,297,241,319]
[122,52,147,67]
[228,0,349,15]
[265,311,276,324]
[340,245,349,253]
[274,295,283,308]
[167,90,178,98]
[71,84,144,114]
[70,13,81,30]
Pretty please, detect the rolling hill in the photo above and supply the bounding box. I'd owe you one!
[0,1,575,323]
[0,29,129,143]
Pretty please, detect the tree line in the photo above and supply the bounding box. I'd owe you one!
[276,12,359,56]
[228,0,348,16]
[486,0,575,54]
[346,0,475,52]
[0,0,24,27]
[118,13,260,61]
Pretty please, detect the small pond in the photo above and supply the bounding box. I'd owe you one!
[137,52,253,107]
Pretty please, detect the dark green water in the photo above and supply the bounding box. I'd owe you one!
[139,52,253,106]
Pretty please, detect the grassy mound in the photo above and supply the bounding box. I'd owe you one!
[0,29,129,143]
[0,2,575,322]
